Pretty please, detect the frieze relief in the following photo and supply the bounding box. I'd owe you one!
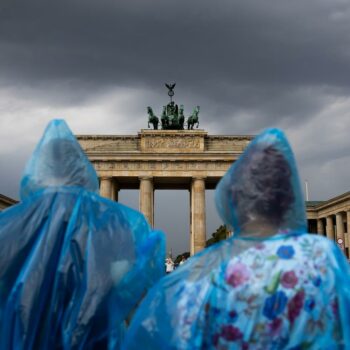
[78,138,138,152]
[144,137,200,150]
[78,133,252,154]
[206,138,251,151]
[93,161,231,172]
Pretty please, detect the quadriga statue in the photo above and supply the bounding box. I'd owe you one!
[187,106,200,129]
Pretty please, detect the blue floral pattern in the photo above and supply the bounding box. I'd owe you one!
[263,291,288,320]
[276,245,295,259]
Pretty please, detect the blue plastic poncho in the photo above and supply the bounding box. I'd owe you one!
[0,119,165,349]
[123,128,350,350]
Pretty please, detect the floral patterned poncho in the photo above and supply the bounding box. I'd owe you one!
[122,129,350,350]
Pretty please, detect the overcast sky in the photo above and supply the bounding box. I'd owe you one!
[0,0,349,256]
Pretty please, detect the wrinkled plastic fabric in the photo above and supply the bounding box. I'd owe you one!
[20,119,99,200]
[0,120,165,349]
[123,128,350,350]
[215,128,306,236]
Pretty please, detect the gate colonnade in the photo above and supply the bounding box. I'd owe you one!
[99,175,208,254]
[78,129,252,255]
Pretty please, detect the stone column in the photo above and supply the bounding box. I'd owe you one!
[100,177,113,199]
[139,177,154,227]
[189,189,194,255]
[191,177,206,254]
[346,210,350,253]
[326,215,335,240]
[336,212,345,243]
[317,219,324,236]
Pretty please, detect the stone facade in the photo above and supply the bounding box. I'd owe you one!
[306,192,350,259]
[0,194,17,211]
[78,129,253,255]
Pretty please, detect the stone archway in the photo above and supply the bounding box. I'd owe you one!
[78,129,252,255]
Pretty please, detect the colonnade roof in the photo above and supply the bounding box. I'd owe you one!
[307,192,350,211]
[306,201,325,208]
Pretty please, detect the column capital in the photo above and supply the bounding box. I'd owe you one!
[100,176,112,181]
[191,177,206,188]
[192,176,206,181]
[139,176,153,181]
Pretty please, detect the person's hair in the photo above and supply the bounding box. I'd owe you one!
[230,144,295,228]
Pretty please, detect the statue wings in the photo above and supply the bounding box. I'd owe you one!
[165,83,176,90]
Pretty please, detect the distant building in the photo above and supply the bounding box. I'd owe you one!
[306,191,350,258]
[0,194,17,211]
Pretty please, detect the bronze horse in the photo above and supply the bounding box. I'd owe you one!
[187,106,200,129]
[147,107,159,130]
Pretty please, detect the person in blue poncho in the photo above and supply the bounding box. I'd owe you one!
[0,119,165,350]
[123,128,350,350]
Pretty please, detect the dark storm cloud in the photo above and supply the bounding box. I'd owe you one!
[0,0,350,255]
[1,0,349,132]
[1,0,350,93]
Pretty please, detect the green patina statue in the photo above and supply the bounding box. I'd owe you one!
[187,106,200,130]
[179,105,185,129]
[147,106,159,130]
[147,83,200,130]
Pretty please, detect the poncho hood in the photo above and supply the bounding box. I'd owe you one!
[215,128,306,236]
[20,119,99,199]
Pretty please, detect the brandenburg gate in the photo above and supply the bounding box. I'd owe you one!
[77,77,349,258]
[77,130,252,255]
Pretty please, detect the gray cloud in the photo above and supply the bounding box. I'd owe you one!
[0,0,349,256]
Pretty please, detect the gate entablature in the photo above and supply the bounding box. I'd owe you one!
[78,130,251,183]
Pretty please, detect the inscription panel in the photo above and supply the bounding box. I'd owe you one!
[140,131,206,153]
[144,137,201,150]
